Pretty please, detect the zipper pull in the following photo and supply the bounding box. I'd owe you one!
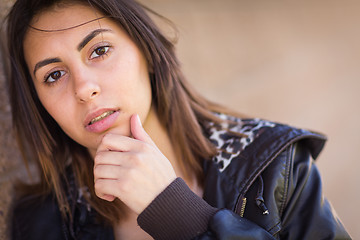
[255,196,270,215]
[255,175,270,215]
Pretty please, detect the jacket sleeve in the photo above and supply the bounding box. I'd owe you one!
[137,178,275,240]
[194,209,276,240]
[278,141,351,239]
[137,141,351,240]
[196,141,352,240]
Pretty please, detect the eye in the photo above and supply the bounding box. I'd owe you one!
[45,70,66,83]
[90,46,110,59]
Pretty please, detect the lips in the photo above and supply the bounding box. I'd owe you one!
[84,108,120,133]
[89,110,115,125]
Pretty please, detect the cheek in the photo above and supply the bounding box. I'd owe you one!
[37,90,73,128]
[104,58,150,98]
[37,90,58,115]
[44,103,68,128]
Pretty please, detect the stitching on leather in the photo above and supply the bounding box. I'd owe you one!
[267,146,293,237]
[268,221,282,236]
[279,144,293,217]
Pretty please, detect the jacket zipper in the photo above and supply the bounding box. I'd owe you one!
[234,134,325,218]
[238,197,247,217]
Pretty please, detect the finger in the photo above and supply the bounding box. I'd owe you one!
[130,114,155,146]
[101,194,116,202]
[94,178,153,212]
[94,178,133,202]
[94,178,119,202]
[96,133,140,153]
[94,151,121,165]
[93,163,129,180]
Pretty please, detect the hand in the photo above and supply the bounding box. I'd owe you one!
[93,114,177,214]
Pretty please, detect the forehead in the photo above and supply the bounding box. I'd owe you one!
[24,3,110,51]
[29,3,102,32]
[23,3,120,71]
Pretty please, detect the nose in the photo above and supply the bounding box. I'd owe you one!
[73,69,101,103]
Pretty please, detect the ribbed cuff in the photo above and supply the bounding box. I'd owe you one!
[137,178,217,240]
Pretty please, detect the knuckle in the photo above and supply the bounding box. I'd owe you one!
[119,180,131,194]
[130,153,143,167]
[126,168,137,179]
[138,142,150,152]
[94,154,102,164]
[93,164,102,176]
[101,133,113,146]
[94,179,103,191]
[126,152,136,161]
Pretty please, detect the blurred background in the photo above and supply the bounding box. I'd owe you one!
[1,0,359,239]
[138,0,360,238]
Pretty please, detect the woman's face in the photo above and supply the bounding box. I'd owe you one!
[23,3,153,155]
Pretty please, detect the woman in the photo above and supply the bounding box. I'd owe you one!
[6,0,350,239]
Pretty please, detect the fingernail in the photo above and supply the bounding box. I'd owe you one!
[136,114,142,127]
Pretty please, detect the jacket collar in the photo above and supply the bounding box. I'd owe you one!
[202,115,326,211]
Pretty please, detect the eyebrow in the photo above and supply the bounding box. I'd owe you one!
[77,28,112,51]
[32,28,112,76]
[33,57,61,76]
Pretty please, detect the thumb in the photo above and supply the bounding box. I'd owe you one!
[130,114,154,145]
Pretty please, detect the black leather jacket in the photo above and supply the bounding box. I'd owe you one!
[11,117,351,239]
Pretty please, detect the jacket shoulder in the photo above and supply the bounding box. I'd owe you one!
[206,114,326,172]
[11,193,65,240]
[203,114,351,239]
[203,114,327,208]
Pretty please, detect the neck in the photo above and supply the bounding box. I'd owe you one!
[144,108,196,186]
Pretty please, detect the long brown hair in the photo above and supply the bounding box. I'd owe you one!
[6,0,232,223]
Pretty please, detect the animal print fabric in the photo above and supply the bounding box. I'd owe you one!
[208,114,276,172]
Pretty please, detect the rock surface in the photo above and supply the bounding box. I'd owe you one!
[0,1,21,239]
